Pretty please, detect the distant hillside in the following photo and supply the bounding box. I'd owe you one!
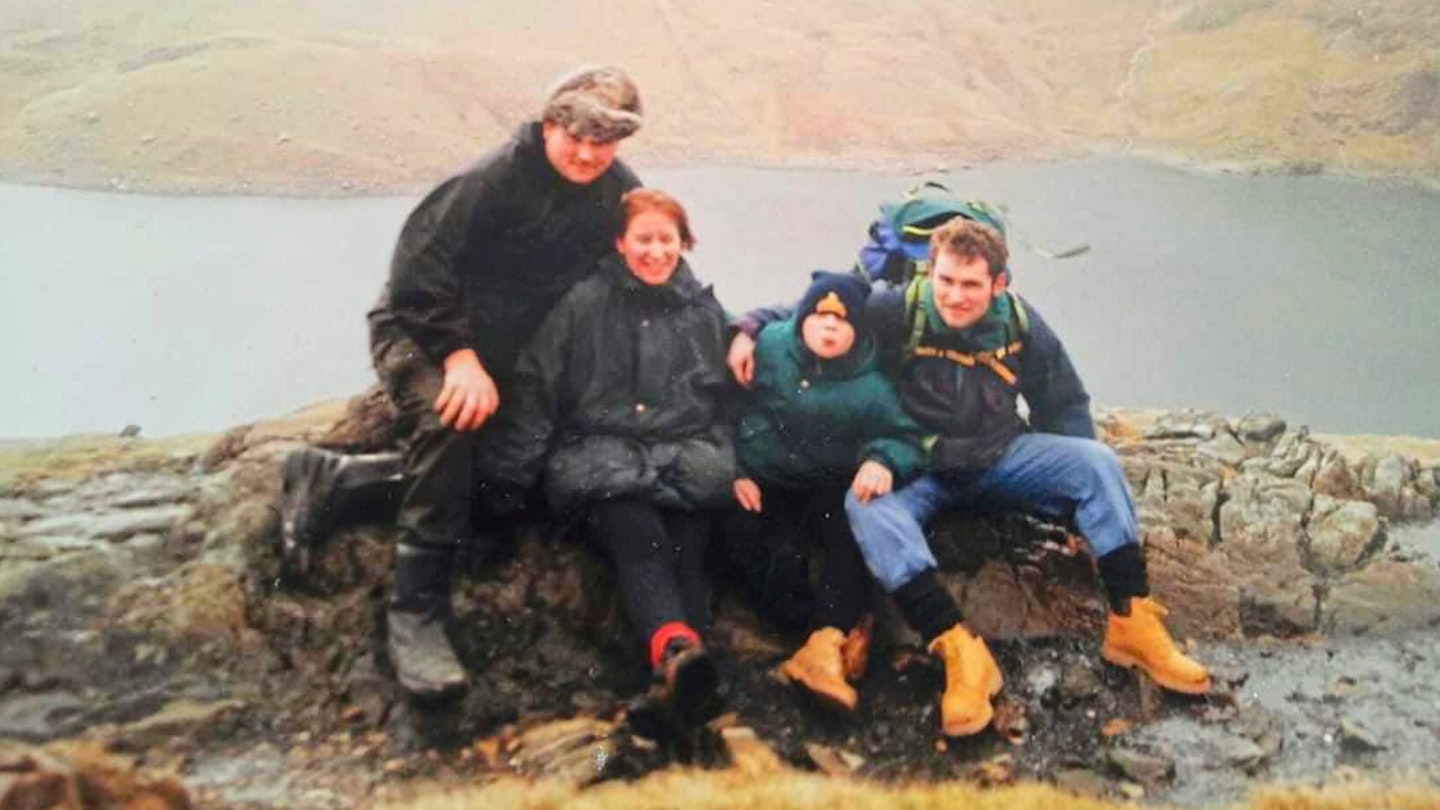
[0,0,1436,193]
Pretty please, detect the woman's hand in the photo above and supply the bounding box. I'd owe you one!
[435,348,500,431]
[727,332,757,388]
[850,460,894,504]
[733,478,763,513]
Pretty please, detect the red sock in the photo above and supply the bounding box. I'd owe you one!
[649,622,701,669]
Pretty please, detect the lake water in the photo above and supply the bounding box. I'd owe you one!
[2,158,1438,439]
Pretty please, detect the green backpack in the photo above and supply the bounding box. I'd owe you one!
[856,181,1011,285]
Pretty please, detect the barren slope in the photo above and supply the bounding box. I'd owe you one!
[0,0,1436,194]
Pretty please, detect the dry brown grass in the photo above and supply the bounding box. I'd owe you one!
[380,770,1440,810]
[2,0,1437,194]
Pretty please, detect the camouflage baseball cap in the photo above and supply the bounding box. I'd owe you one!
[542,65,643,142]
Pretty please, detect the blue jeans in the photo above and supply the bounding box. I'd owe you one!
[845,433,1138,593]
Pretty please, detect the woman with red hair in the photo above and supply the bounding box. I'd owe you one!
[483,189,733,727]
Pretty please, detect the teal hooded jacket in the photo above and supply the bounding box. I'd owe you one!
[737,317,926,489]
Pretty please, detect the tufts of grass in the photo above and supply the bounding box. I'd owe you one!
[382,769,1440,810]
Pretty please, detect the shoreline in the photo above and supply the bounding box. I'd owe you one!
[5,140,1439,200]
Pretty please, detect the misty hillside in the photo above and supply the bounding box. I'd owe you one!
[0,0,1436,193]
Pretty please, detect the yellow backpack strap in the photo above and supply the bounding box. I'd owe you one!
[903,276,928,359]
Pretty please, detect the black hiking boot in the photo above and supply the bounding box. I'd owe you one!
[386,544,467,699]
[279,448,403,576]
[625,637,724,741]
[279,447,348,574]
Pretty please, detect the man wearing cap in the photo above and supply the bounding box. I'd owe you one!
[729,216,1210,737]
[280,65,644,698]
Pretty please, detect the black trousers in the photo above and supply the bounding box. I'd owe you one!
[585,498,712,651]
[717,483,869,633]
[370,323,522,556]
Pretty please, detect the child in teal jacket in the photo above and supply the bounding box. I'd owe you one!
[724,271,925,712]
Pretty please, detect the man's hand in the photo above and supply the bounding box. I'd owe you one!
[727,332,757,388]
[435,348,499,431]
[850,460,894,504]
[733,477,763,513]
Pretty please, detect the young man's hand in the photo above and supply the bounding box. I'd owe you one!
[727,332,757,388]
[435,349,500,431]
[733,477,763,512]
[850,460,894,504]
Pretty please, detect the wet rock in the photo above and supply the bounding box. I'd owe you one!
[1236,413,1286,445]
[1305,496,1382,575]
[99,698,245,752]
[1025,665,1060,703]
[1337,717,1385,754]
[804,742,864,776]
[720,726,788,775]
[1323,675,1368,703]
[1226,701,1284,763]
[1058,663,1103,707]
[112,482,196,509]
[1323,558,1440,635]
[1105,745,1174,786]
[1054,760,1105,795]
[1208,664,1249,689]
[20,504,192,543]
[507,717,621,787]
[1217,734,1268,773]
[0,690,87,740]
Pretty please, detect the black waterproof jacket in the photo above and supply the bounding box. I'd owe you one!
[482,256,737,513]
[367,121,641,380]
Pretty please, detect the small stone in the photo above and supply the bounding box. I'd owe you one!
[1106,746,1174,786]
[119,424,141,438]
[1218,734,1268,773]
[1118,782,1145,800]
[1053,767,1109,798]
[277,133,291,144]
[1338,717,1385,753]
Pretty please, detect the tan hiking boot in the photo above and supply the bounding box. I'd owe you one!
[782,627,858,712]
[929,623,1004,737]
[840,615,873,682]
[1101,597,1211,695]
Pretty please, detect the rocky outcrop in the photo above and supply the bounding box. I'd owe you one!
[3,395,1440,806]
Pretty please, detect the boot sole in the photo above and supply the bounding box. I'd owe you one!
[1102,647,1211,695]
[780,662,858,713]
[941,666,1004,738]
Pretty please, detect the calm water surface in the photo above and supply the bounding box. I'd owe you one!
[2,158,1437,438]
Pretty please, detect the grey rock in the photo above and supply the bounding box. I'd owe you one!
[0,691,87,739]
[1148,409,1227,440]
[1218,473,1319,633]
[20,504,192,542]
[102,699,245,752]
[1338,717,1385,753]
[1236,413,1286,445]
[1305,496,1382,575]
[112,483,196,509]
[1217,734,1268,773]
[0,500,43,522]
[1058,662,1103,706]
[1198,432,1249,467]
[1025,665,1061,701]
[1053,767,1110,798]
[1323,558,1440,635]
[1312,450,1358,498]
[1105,745,1175,786]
